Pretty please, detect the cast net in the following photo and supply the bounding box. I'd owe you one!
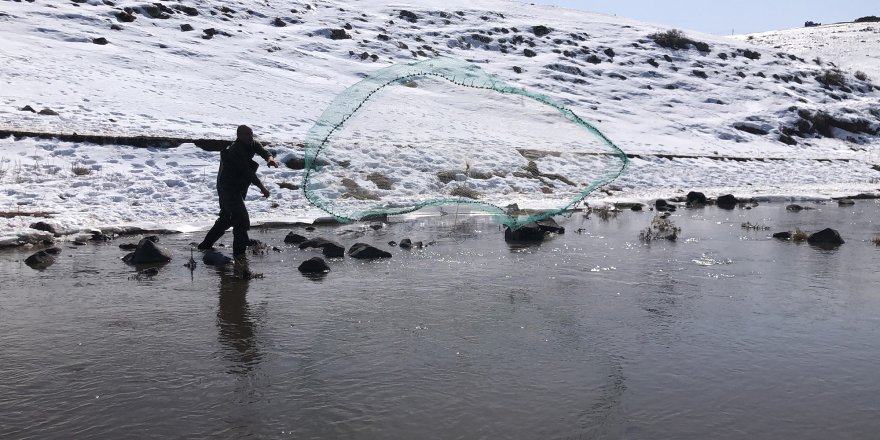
[302,57,628,228]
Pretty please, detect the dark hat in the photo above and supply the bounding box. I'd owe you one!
[237,125,253,138]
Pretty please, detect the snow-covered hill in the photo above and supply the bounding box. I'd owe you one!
[733,20,880,78]
[1,0,879,243]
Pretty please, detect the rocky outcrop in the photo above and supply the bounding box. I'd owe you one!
[504,223,545,242]
[299,237,345,258]
[716,194,737,209]
[348,243,392,259]
[122,238,172,264]
[807,228,845,247]
[299,257,330,273]
[25,248,59,270]
[284,232,307,244]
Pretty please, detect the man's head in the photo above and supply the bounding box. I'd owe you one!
[236,125,254,143]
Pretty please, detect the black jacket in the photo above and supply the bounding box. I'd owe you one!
[216,140,272,193]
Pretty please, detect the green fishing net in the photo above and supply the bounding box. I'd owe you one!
[302,57,628,228]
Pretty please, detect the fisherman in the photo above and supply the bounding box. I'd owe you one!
[198,125,279,258]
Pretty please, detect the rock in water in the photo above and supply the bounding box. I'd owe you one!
[203,250,232,266]
[399,238,413,249]
[536,218,565,234]
[807,228,845,247]
[348,243,392,259]
[123,238,172,264]
[772,231,792,240]
[298,257,330,273]
[504,223,545,242]
[25,250,56,270]
[686,191,707,206]
[299,237,345,258]
[284,232,307,244]
[716,194,737,209]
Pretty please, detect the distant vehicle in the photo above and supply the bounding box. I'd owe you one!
[804,21,821,27]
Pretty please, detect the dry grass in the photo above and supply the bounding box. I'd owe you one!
[589,206,619,221]
[741,222,770,231]
[872,237,880,246]
[639,214,680,242]
[71,162,92,176]
[855,71,870,82]
[792,228,809,243]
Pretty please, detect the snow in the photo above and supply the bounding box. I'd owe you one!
[1,0,879,244]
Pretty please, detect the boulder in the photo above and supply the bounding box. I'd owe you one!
[399,238,413,249]
[29,221,57,236]
[180,23,194,32]
[348,243,392,259]
[772,231,792,240]
[38,108,59,116]
[837,199,855,206]
[20,105,36,113]
[122,238,172,264]
[786,204,804,212]
[655,199,676,212]
[202,250,232,266]
[536,218,565,234]
[298,257,330,273]
[716,194,737,209]
[686,191,707,206]
[504,223,545,242]
[25,250,56,270]
[92,37,109,45]
[284,232,307,244]
[807,228,845,247]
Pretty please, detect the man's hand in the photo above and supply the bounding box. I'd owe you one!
[267,157,280,168]
[261,187,271,198]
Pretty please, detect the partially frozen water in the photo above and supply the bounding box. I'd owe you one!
[1,201,879,439]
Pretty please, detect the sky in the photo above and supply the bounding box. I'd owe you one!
[530,0,878,35]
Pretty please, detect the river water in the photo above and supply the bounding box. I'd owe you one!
[1,201,879,439]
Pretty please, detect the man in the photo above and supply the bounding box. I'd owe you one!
[198,125,279,257]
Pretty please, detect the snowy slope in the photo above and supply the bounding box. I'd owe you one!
[733,21,880,77]
[1,0,880,243]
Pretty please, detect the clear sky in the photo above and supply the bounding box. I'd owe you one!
[530,0,878,35]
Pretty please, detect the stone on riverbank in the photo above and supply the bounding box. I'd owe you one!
[807,228,845,247]
[348,243,392,259]
[298,257,331,273]
[123,238,172,264]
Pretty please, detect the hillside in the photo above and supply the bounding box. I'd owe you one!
[1,0,879,241]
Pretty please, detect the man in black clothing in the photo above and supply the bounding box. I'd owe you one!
[198,125,279,257]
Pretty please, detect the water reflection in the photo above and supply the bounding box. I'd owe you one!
[216,273,262,374]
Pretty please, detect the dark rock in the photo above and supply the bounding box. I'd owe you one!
[119,243,138,251]
[284,232,307,244]
[30,221,57,235]
[180,23,194,32]
[837,199,855,206]
[312,216,344,226]
[532,25,552,37]
[110,24,123,30]
[140,267,159,277]
[38,108,59,116]
[686,191,707,206]
[369,222,384,230]
[298,257,330,273]
[631,204,643,212]
[329,29,351,40]
[603,47,615,57]
[90,232,112,241]
[173,5,199,16]
[399,238,413,249]
[523,48,537,57]
[20,105,36,113]
[92,37,109,45]
[43,247,61,255]
[504,223,545,242]
[122,238,172,264]
[299,237,345,257]
[399,10,418,23]
[717,194,737,209]
[779,134,798,145]
[115,10,136,22]
[272,17,286,27]
[25,250,56,270]
[143,235,159,243]
[348,243,392,259]
[388,241,397,246]
[535,218,565,234]
[202,250,232,266]
[807,228,845,246]
[733,122,769,136]
[773,231,792,240]
[786,204,804,212]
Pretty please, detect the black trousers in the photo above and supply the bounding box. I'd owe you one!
[201,189,250,256]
